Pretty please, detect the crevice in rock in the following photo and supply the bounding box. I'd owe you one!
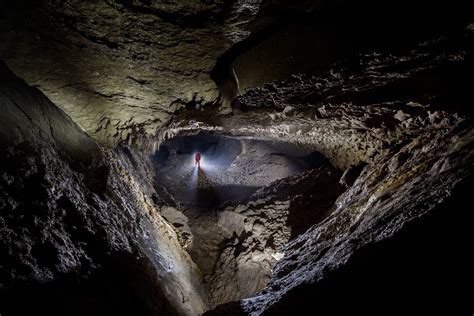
[109,0,236,29]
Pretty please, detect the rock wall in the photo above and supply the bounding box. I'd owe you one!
[0,61,207,316]
[157,25,474,170]
[203,25,474,315]
[206,164,344,308]
[2,0,471,146]
[0,0,261,145]
[226,122,473,315]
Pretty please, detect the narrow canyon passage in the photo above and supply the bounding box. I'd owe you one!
[150,133,343,308]
[1,1,473,316]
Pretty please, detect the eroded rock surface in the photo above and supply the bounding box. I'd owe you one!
[206,164,343,308]
[0,0,262,145]
[159,26,473,170]
[1,2,473,315]
[219,123,473,315]
[204,26,474,315]
[0,61,207,316]
[2,0,470,147]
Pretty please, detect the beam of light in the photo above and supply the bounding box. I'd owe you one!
[191,162,198,181]
[184,159,199,205]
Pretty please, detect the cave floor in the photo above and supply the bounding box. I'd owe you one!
[151,134,333,307]
[154,136,324,208]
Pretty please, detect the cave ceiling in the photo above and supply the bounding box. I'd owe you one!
[0,0,262,145]
[1,0,470,148]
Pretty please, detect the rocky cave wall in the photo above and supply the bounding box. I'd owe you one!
[0,0,262,145]
[0,61,208,316]
[0,1,473,315]
[203,23,474,315]
[1,0,472,147]
[208,126,474,315]
[160,25,474,170]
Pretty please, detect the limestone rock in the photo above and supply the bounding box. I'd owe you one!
[0,61,207,315]
[205,165,344,308]
[0,0,262,145]
[203,25,474,315]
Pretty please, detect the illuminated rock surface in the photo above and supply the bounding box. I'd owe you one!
[0,1,473,315]
[0,62,207,315]
[0,0,261,145]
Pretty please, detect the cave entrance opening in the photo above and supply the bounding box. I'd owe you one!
[149,131,343,309]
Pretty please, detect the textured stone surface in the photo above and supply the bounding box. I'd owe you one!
[228,123,474,315]
[203,26,474,315]
[207,126,474,315]
[0,61,207,315]
[1,2,473,315]
[158,27,473,170]
[2,0,470,147]
[205,164,343,308]
[0,0,262,145]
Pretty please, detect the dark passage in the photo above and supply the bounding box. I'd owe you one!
[148,132,345,308]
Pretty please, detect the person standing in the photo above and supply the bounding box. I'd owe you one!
[195,151,201,168]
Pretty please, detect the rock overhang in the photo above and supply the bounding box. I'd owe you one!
[1,0,472,148]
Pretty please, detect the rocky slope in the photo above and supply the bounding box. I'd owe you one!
[208,121,474,315]
[203,26,474,315]
[205,164,344,308]
[0,61,207,316]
